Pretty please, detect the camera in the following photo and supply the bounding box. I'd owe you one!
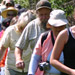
[38,61,50,71]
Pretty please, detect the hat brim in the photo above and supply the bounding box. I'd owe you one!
[36,6,52,11]
[48,19,68,27]
[1,9,18,18]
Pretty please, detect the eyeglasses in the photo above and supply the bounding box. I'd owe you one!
[7,14,16,17]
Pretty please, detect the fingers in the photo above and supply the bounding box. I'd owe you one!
[16,61,25,69]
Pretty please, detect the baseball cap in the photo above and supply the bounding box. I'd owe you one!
[36,0,52,11]
[48,9,68,27]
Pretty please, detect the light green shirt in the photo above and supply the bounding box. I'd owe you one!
[0,25,32,72]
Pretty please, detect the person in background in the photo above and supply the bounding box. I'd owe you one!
[0,0,15,31]
[0,18,11,75]
[0,2,6,31]
[1,18,11,30]
[0,10,35,75]
[50,9,75,75]
[28,9,68,75]
[0,0,6,6]
[5,0,14,8]
[15,4,22,10]
[18,8,28,16]
[15,0,52,72]
[1,7,18,20]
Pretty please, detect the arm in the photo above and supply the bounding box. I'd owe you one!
[0,45,6,61]
[28,33,43,75]
[15,47,25,70]
[28,51,41,75]
[50,29,75,75]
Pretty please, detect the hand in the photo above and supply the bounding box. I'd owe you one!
[16,60,25,70]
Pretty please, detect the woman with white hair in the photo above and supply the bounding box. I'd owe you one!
[0,10,35,75]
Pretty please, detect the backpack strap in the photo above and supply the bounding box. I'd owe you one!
[41,32,48,46]
[51,31,55,45]
[41,31,55,47]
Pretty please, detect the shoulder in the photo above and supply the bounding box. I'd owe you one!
[41,30,50,36]
[58,28,68,37]
[4,25,15,33]
[57,28,68,44]
[27,18,37,27]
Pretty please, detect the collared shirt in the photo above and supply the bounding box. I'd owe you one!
[15,18,46,50]
[0,25,32,72]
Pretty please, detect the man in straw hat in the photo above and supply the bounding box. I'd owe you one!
[1,7,18,20]
[28,9,68,75]
[15,0,52,73]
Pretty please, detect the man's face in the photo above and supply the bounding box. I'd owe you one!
[7,11,16,19]
[37,8,51,29]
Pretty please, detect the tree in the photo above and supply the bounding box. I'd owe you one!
[13,0,75,25]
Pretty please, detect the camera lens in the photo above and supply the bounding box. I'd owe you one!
[39,65,44,71]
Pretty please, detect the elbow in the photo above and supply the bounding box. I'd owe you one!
[50,56,56,67]
[50,58,54,66]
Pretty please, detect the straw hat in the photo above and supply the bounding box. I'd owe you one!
[1,7,18,18]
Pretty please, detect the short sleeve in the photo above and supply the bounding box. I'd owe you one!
[0,27,10,48]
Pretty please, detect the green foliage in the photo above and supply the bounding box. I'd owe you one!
[49,0,74,16]
[14,0,74,16]
[14,0,29,8]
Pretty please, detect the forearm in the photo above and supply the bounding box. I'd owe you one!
[28,54,41,75]
[0,46,6,61]
[50,59,73,75]
[15,47,23,61]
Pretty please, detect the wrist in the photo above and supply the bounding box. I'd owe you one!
[16,60,24,65]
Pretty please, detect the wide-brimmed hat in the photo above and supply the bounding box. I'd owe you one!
[1,7,18,18]
[48,9,68,27]
[36,0,52,11]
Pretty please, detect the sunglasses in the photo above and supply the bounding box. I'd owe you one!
[7,14,16,17]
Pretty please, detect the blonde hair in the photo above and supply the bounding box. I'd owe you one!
[16,10,36,32]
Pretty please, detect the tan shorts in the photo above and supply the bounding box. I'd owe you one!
[44,72,60,75]
[5,68,27,75]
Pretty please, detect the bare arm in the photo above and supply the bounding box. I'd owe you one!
[0,45,6,61]
[50,30,75,75]
[15,47,25,69]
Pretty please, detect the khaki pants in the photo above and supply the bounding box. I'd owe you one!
[44,72,60,75]
[5,68,27,75]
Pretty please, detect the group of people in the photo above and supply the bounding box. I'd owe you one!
[0,0,75,75]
